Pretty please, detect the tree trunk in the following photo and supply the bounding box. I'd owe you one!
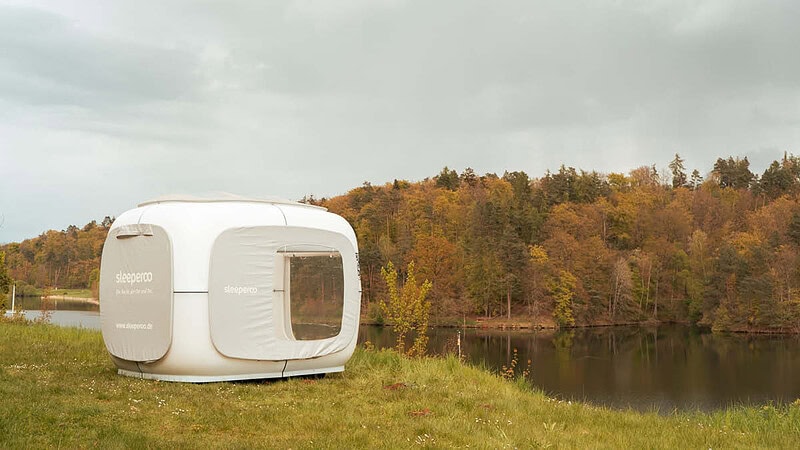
[367,265,374,304]
[654,272,659,319]
[645,261,651,309]
[507,284,511,320]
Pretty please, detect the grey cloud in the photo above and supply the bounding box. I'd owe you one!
[2,0,800,243]
[0,6,199,109]
[223,0,800,136]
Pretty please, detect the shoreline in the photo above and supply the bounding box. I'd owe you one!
[17,296,800,334]
[364,317,800,335]
[41,295,99,306]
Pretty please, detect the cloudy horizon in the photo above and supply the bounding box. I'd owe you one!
[2,0,799,243]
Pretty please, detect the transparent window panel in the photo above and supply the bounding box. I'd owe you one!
[288,252,344,340]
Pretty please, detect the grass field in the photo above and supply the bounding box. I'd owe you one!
[5,287,95,300]
[1,321,799,448]
[43,288,95,299]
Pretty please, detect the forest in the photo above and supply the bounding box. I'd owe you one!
[4,154,800,332]
[0,217,113,299]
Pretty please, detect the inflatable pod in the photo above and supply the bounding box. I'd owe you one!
[99,195,361,382]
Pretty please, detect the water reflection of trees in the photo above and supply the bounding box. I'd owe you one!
[358,325,800,410]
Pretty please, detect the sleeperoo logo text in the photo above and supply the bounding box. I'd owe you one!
[224,285,258,295]
[115,270,153,286]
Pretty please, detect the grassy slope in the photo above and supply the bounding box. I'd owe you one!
[1,322,799,449]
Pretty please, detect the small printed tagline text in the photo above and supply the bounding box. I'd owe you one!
[115,322,153,330]
[115,287,153,296]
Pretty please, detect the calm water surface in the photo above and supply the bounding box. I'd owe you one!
[6,297,100,329]
[9,298,800,411]
[361,325,800,412]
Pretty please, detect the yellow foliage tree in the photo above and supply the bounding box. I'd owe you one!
[380,261,432,356]
[549,270,576,328]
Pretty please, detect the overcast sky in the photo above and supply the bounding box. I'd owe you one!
[1,0,799,243]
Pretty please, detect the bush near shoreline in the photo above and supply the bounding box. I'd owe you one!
[1,321,799,448]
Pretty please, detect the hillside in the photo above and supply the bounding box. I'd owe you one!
[5,154,800,332]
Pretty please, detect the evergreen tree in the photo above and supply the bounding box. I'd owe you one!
[713,157,754,190]
[788,211,800,246]
[669,153,688,189]
[759,153,800,199]
[434,166,460,191]
[689,169,703,190]
[459,167,478,187]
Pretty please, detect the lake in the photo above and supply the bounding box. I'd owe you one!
[5,297,101,329]
[360,325,800,411]
[8,298,800,412]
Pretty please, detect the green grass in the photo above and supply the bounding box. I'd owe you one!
[8,287,95,299]
[1,322,799,448]
[44,288,95,299]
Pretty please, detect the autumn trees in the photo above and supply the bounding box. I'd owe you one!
[7,152,800,333]
[0,218,111,294]
[316,154,800,332]
[0,251,10,299]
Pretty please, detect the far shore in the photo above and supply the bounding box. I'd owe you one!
[41,295,99,306]
[16,296,800,334]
